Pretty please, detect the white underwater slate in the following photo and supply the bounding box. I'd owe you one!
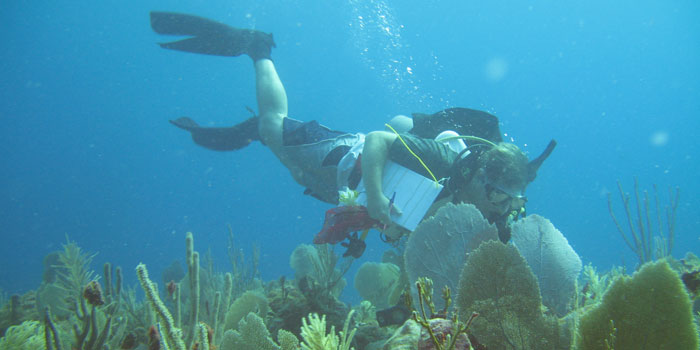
[356,161,443,231]
[511,215,582,316]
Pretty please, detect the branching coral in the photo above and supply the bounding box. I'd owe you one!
[411,278,478,350]
[0,320,46,350]
[43,307,62,350]
[35,240,127,350]
[607,178,679,266]
[300,313,340,350]
[576,264,625,308]
[0,291,38,334]
[179,231,252,347]
[54,237,97,304]
[136,263,186,350]
[353,301,377,326]
[119,284,154,338]
[72,282,121,350]
[267,276,348,343]
[291,244,351,299]
[39,237,98,320]
[227,225,261,297]
[300,310,356,350]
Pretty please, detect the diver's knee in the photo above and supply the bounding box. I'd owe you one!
[258,113,284,150]
[366,130,395,142]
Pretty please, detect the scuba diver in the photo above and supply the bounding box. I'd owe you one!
[149,12,556,256]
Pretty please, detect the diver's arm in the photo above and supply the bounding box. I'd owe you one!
[362,131,397,225]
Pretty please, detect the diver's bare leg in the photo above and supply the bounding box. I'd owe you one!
[255,59,287,158]
[254,58,306,185]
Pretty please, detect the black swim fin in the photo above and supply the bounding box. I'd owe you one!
[150,11,275,60]
[170,115,260,151]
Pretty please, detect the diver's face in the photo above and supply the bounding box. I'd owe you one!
[484,183,527,216]
[457,171,525,219]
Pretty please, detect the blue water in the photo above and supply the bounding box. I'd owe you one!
[1,0,699,301]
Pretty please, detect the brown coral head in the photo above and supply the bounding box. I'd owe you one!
[468,334,487,350]
[681,270,700,297]
[166,280,177,298]
[83,280,105,306]
[147,325,161,350]
[120,332,137,349]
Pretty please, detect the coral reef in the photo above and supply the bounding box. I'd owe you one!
[352,309,393,350]
[381,277,482,350]
[221,310,357,350]
[162,260,186,289]
[159,230,261,347]
[354,262,401,309]
[25,238,128,350]
[185,231,201,344]
[510,215,582,316]
[223,289,269,332]
[383,318,479,350]
[227,224,262,296]
[300,310,356,350]
[404,203,499,311]
[607,178,679,266]
[576,259,698,349]
[221,311,291,350]
[0,291,38,336]
[36,237,97,321]
[291,244,350,298]
[72,279,125,350]
[1,233,361,350]
[136,263,187,350]
[0,320,45,350]
[456,241,564,350]
[267,273,349,341]
[574,264,625,309]
[4,202,699,350]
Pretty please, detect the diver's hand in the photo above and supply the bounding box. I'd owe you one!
[367,192,401,226]
[382,223,407,241]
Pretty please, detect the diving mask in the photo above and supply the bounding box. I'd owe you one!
[485,182,527,213]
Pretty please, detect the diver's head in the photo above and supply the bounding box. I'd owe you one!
[449,142,529,219]
[479,142,529,197]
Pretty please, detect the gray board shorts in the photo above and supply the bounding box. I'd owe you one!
[282,118,363,203]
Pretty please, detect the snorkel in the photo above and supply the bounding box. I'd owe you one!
[526,139,557,182]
